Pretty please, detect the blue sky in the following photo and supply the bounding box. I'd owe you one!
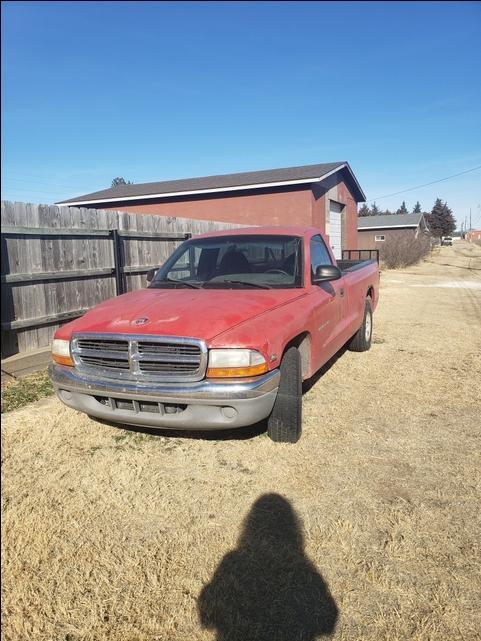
[2,1,481,228]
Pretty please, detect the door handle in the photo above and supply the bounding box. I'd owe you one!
[339,287,345,298]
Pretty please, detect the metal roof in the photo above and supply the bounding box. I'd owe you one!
[57,162,366,206]
[358,213,426,230]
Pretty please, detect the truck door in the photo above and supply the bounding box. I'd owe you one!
[308,235,346,370]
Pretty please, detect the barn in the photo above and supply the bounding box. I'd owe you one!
[58,162,366,258]
[357,213,430,250]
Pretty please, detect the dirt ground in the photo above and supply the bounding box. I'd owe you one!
[2,241,481,641]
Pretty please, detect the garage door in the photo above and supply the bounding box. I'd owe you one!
[327,202,343,259]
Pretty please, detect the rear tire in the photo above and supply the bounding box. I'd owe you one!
[348,299,373,352]
[267,347,302,443]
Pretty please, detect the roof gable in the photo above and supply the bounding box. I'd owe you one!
[58,162,366,205]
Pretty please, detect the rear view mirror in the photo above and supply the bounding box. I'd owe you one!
[312,265,342,284]
[146,268,158,284]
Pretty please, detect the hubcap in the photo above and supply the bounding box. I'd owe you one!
[365,311,372,341]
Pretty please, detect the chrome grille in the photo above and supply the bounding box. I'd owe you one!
[71,334,207,382]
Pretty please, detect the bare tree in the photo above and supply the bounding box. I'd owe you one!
[111,177,132,187]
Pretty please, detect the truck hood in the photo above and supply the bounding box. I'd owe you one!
[62,287,306,343]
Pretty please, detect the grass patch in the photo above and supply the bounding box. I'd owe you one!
[1,369,54,413]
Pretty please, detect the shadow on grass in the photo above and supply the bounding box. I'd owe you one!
[302,345,348,394]
[197,493,338,641]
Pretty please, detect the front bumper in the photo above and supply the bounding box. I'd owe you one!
[49,364,280,430]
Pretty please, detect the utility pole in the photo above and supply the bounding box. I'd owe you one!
[469,208,472,231]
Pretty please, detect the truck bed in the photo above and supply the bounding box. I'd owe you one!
[339,249,379,274]
[337,259,378,274]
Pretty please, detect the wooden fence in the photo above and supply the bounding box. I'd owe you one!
[1,201,244,358]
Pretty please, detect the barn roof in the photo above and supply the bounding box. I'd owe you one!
[57,162,366,206]
[358,213,427,230]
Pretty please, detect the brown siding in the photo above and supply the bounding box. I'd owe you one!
[357,227,417,250]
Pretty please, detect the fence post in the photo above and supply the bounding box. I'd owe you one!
[111,229,124,295]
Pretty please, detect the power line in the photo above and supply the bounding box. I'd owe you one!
[369,165,481,202]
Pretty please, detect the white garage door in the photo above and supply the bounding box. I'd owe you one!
[327,202,343,259]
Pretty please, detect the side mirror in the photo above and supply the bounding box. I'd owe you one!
[146,268,158,284]
[312,265,342,284]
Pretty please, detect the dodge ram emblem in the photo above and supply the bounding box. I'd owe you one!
[134,317,149,325]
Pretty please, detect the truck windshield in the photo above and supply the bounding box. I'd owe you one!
[150,235,303,289]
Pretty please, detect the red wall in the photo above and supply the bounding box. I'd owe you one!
[104,189,313,227]
[97,178,360,249]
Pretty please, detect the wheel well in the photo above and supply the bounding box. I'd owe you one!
[367,286,374,302]
[283,332,311,379]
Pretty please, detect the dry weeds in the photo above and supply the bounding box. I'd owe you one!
[2,242,481,641]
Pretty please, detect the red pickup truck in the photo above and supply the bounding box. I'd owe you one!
[49,227,379,443]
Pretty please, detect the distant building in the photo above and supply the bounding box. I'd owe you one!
[466,229,481,242]
[57,162,366,259]
[357,213,430,249]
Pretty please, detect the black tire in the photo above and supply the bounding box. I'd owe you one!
[267,346,302,443]
[348,299,373,352]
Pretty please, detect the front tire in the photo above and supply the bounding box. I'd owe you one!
[267,347,302,443]
[348,299,373,352]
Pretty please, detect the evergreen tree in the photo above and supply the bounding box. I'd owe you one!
[427,199,456,239]
[358,204,371,217]
[413,201,422,214]
[371,202,382,216]
[111,177,132,187]
[396,201,409,215]
[383,209,394,216]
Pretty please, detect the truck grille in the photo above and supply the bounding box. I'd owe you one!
[71,334,207,382]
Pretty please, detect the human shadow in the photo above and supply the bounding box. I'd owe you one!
[198,494,338,641]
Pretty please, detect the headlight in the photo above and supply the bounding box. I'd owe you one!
[51,338,73,366]
[207,349,268,378]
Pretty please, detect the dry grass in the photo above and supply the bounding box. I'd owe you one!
[2,242,481,641]
[1,369,53,413]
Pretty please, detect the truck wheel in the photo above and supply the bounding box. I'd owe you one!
[267,346,302,443]
[348,299,373,352]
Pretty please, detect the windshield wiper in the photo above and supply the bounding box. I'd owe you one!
[154,277,203,289]
[217,279,272,289]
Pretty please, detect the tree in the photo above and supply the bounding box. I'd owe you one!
[370,202,382,216]
[111,177,132,187]
[396,201,409,215]
[413,201,422,214]
[358,204,371,217]
[427,198,456,239]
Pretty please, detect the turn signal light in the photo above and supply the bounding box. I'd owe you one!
[52,354,74,367]
[207,363,268,378]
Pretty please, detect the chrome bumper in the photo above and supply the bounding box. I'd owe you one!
[49,364,280,430]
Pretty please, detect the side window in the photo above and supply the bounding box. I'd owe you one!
[310,235,332,281]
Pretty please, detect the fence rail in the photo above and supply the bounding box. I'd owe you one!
[1,201,244,358]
